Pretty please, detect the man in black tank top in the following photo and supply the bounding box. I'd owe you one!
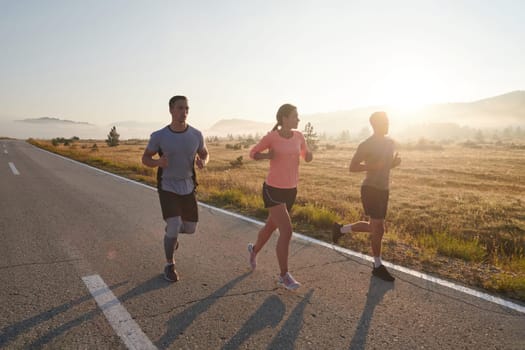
[332,111,401,281]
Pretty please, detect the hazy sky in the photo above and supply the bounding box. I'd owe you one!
[1,0,523,129]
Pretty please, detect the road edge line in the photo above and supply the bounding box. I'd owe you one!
[33,143,525,314]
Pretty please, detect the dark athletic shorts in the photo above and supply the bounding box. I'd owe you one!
[262,182,297,212]
[158,189,199,221]
[361,185,389,220]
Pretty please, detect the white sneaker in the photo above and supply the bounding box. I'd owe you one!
[278,272,300,290]
[248,243,256,270]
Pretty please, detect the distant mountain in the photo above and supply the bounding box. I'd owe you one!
[109,120,165,128]
[3,117,100,139]
[416,90,525,126]
[300,106,387,132]
[470,90,525,113]
[303,91,525,133]
[8,91,523,140]
[16,117,92,125]
[205,118,273,137]
[206,91,525,140]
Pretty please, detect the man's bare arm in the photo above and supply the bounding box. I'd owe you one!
[196,146,209,169]
[391,152,401,169]
[349,149,385,172]
[142,149,167,168]
[349,151,367,172]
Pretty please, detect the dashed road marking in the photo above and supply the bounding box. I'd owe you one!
[8,162,19,175]
[82,275,157,350]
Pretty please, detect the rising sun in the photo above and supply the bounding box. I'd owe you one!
[375,63,445,113]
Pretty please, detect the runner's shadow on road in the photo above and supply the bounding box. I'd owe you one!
[0,280,128,348]
[156,272,251,349]
[118,274,173,301]
[348,277,394,350]
[222,289,314,350]
[266,289,314,350]
[20,275,169,349]
[222,295,285,350]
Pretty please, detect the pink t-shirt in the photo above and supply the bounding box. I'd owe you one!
[249,130,308,189]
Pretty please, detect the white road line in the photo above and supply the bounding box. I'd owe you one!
[3,150,7,154]
[82,275,157,350]
[8,162,19,175]
[198,202,525,313]
[35,145,525,314]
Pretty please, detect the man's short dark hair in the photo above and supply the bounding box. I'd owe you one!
[369,111,388,127]
[169,95,187,109]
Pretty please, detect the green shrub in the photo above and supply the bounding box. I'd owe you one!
[230,156,243,168]
[485,273,525,300]
[209,189,247,207]
[292,204,339,229]
[226,143,242,150]
[417,232,486,262]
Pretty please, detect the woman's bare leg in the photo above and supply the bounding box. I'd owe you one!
[253,215,277,254]
[268,204,293,276]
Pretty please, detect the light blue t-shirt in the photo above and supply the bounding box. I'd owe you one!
[146,125,205,195]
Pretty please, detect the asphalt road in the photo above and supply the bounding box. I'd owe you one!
[1,139,524,349]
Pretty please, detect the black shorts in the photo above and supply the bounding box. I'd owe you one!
[158,189,199,221]
[361,186,389,220]
[262,182,297,212]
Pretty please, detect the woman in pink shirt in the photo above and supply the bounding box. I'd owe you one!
[248,104,313,290]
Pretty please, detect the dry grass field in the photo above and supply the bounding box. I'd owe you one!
[29,138,525,302]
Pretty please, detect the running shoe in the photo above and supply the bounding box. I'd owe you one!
[278,272,301,290]
[164,264,179,282]
[372,264,395,282]
[248,243,256,270]
[332,222,344,243]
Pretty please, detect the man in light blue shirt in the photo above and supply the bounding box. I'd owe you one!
[142,95,209,282]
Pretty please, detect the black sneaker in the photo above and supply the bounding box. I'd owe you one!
[164,264,179,282]
[372,264,395,281]
[332,222,343,243]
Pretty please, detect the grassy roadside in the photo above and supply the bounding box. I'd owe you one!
[28,138,525,302]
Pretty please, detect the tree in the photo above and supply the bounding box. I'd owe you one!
[357,126,370,140]
[475,130,484,143]
[106,126,120,147]
[303,122,319,151]
[515,126,524,139]
[502,126,513,139]
[338,130,351,142]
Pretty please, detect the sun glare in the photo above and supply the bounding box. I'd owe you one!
[375,63,444,114]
